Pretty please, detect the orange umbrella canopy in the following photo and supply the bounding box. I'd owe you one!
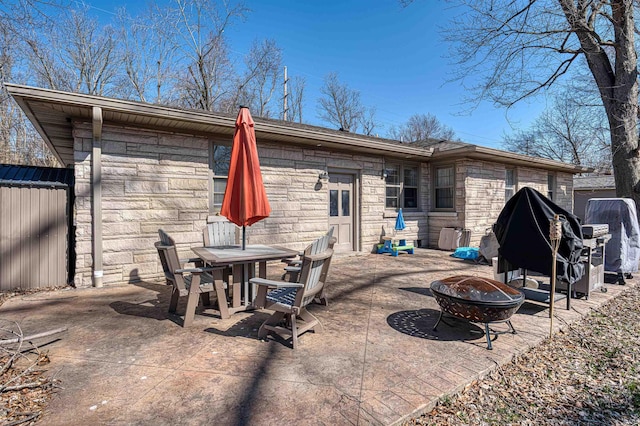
[220,108,271,227]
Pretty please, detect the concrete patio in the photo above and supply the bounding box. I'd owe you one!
[0,248,631,425]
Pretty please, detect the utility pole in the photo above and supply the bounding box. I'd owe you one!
[283,66,289,121]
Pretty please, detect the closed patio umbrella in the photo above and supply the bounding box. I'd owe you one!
[220,107,271,249]
[395,208,406,233]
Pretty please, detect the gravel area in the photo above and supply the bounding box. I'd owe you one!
[405,284,640,426]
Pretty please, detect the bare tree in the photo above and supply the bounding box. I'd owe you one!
[170,0,248,111]
[0,2,58,166]
[387,113,456,144]
[286,75,306,123]
[503,94,611,168]
[22,6,119,95]
[114,5,178,103]
[230,39,282,117]
[414,0,640,205]
[360,106,378,136]
[317,72,364,132]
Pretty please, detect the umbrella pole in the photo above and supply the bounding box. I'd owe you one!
[549,214,562,338]
[242,225,246,250]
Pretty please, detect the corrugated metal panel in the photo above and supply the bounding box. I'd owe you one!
[0,164,74,187]
[0,185,68,290]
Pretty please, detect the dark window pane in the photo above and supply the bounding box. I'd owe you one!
[330,190,338,216]
[213,145,231,176]
[547,174,555,200]
[436,188,454,209]
[342,190,350,216]
[404,167,418,186]
[505,169,515,186]
[436,167,453,187]
[404,187,418,208]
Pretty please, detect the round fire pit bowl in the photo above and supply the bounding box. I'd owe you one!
[430,275,524,349]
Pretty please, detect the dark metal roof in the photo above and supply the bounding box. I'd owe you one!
[0,164,74,188]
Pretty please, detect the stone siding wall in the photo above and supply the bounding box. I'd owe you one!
[555,172,574,212]
[461,160,509,247]
[72,122,430,287]
[73,123,211,287]
[426,160,576,248]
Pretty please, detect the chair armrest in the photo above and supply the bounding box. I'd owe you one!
[284,266,301,273]
[304,248,333,262]
[249,278,304,288]
[175,266,224,275]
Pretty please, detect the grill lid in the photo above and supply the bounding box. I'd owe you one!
[430,275,524,306]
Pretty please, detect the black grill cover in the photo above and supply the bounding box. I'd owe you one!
[493,187,585,284]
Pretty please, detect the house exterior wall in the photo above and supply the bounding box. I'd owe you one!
[72,122,430,287]
[426,160,576,248]
[73,123,212,287]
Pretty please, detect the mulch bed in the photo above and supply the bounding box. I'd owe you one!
[405,284,640,425]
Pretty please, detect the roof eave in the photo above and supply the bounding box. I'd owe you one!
[5,83,433,162]
[431,145,592,174]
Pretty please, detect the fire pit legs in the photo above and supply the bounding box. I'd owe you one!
[482,320,517,350]
[433,311,518,350]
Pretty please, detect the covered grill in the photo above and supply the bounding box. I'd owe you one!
[585,198,640,283]
[493,187,585,286]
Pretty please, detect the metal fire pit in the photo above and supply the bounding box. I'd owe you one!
[430,275,524,349]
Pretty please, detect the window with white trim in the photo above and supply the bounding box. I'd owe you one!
[384,163,419,209]
[434,165,454,210]
[547,173,556,201]
[505,168,516,200]
[209,144,231,213]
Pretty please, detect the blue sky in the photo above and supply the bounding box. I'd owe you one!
[89,0,548,148]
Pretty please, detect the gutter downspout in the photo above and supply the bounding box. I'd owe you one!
[92,106,103,288]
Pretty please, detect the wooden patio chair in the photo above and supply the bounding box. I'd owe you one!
[202,216,238,294]
[156,229,228,327]
[203,215,239,247]
[281,230,336,306]
[250,231,334,349]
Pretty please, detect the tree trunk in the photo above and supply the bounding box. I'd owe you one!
[608,0,640,207]
[562,0,640,207]
[608,103,640,204]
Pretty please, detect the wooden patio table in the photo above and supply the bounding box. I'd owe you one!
[192,244,298,318]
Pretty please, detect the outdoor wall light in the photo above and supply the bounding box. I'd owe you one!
[316,168,329,187]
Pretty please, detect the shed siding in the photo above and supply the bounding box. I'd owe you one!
[0,186,68,289]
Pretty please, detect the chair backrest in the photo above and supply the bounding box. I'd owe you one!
[155,229,187,293]
[203,216,238,246]
[296,228,334,307]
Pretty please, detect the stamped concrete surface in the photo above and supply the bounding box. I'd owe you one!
[0,249,631,425]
